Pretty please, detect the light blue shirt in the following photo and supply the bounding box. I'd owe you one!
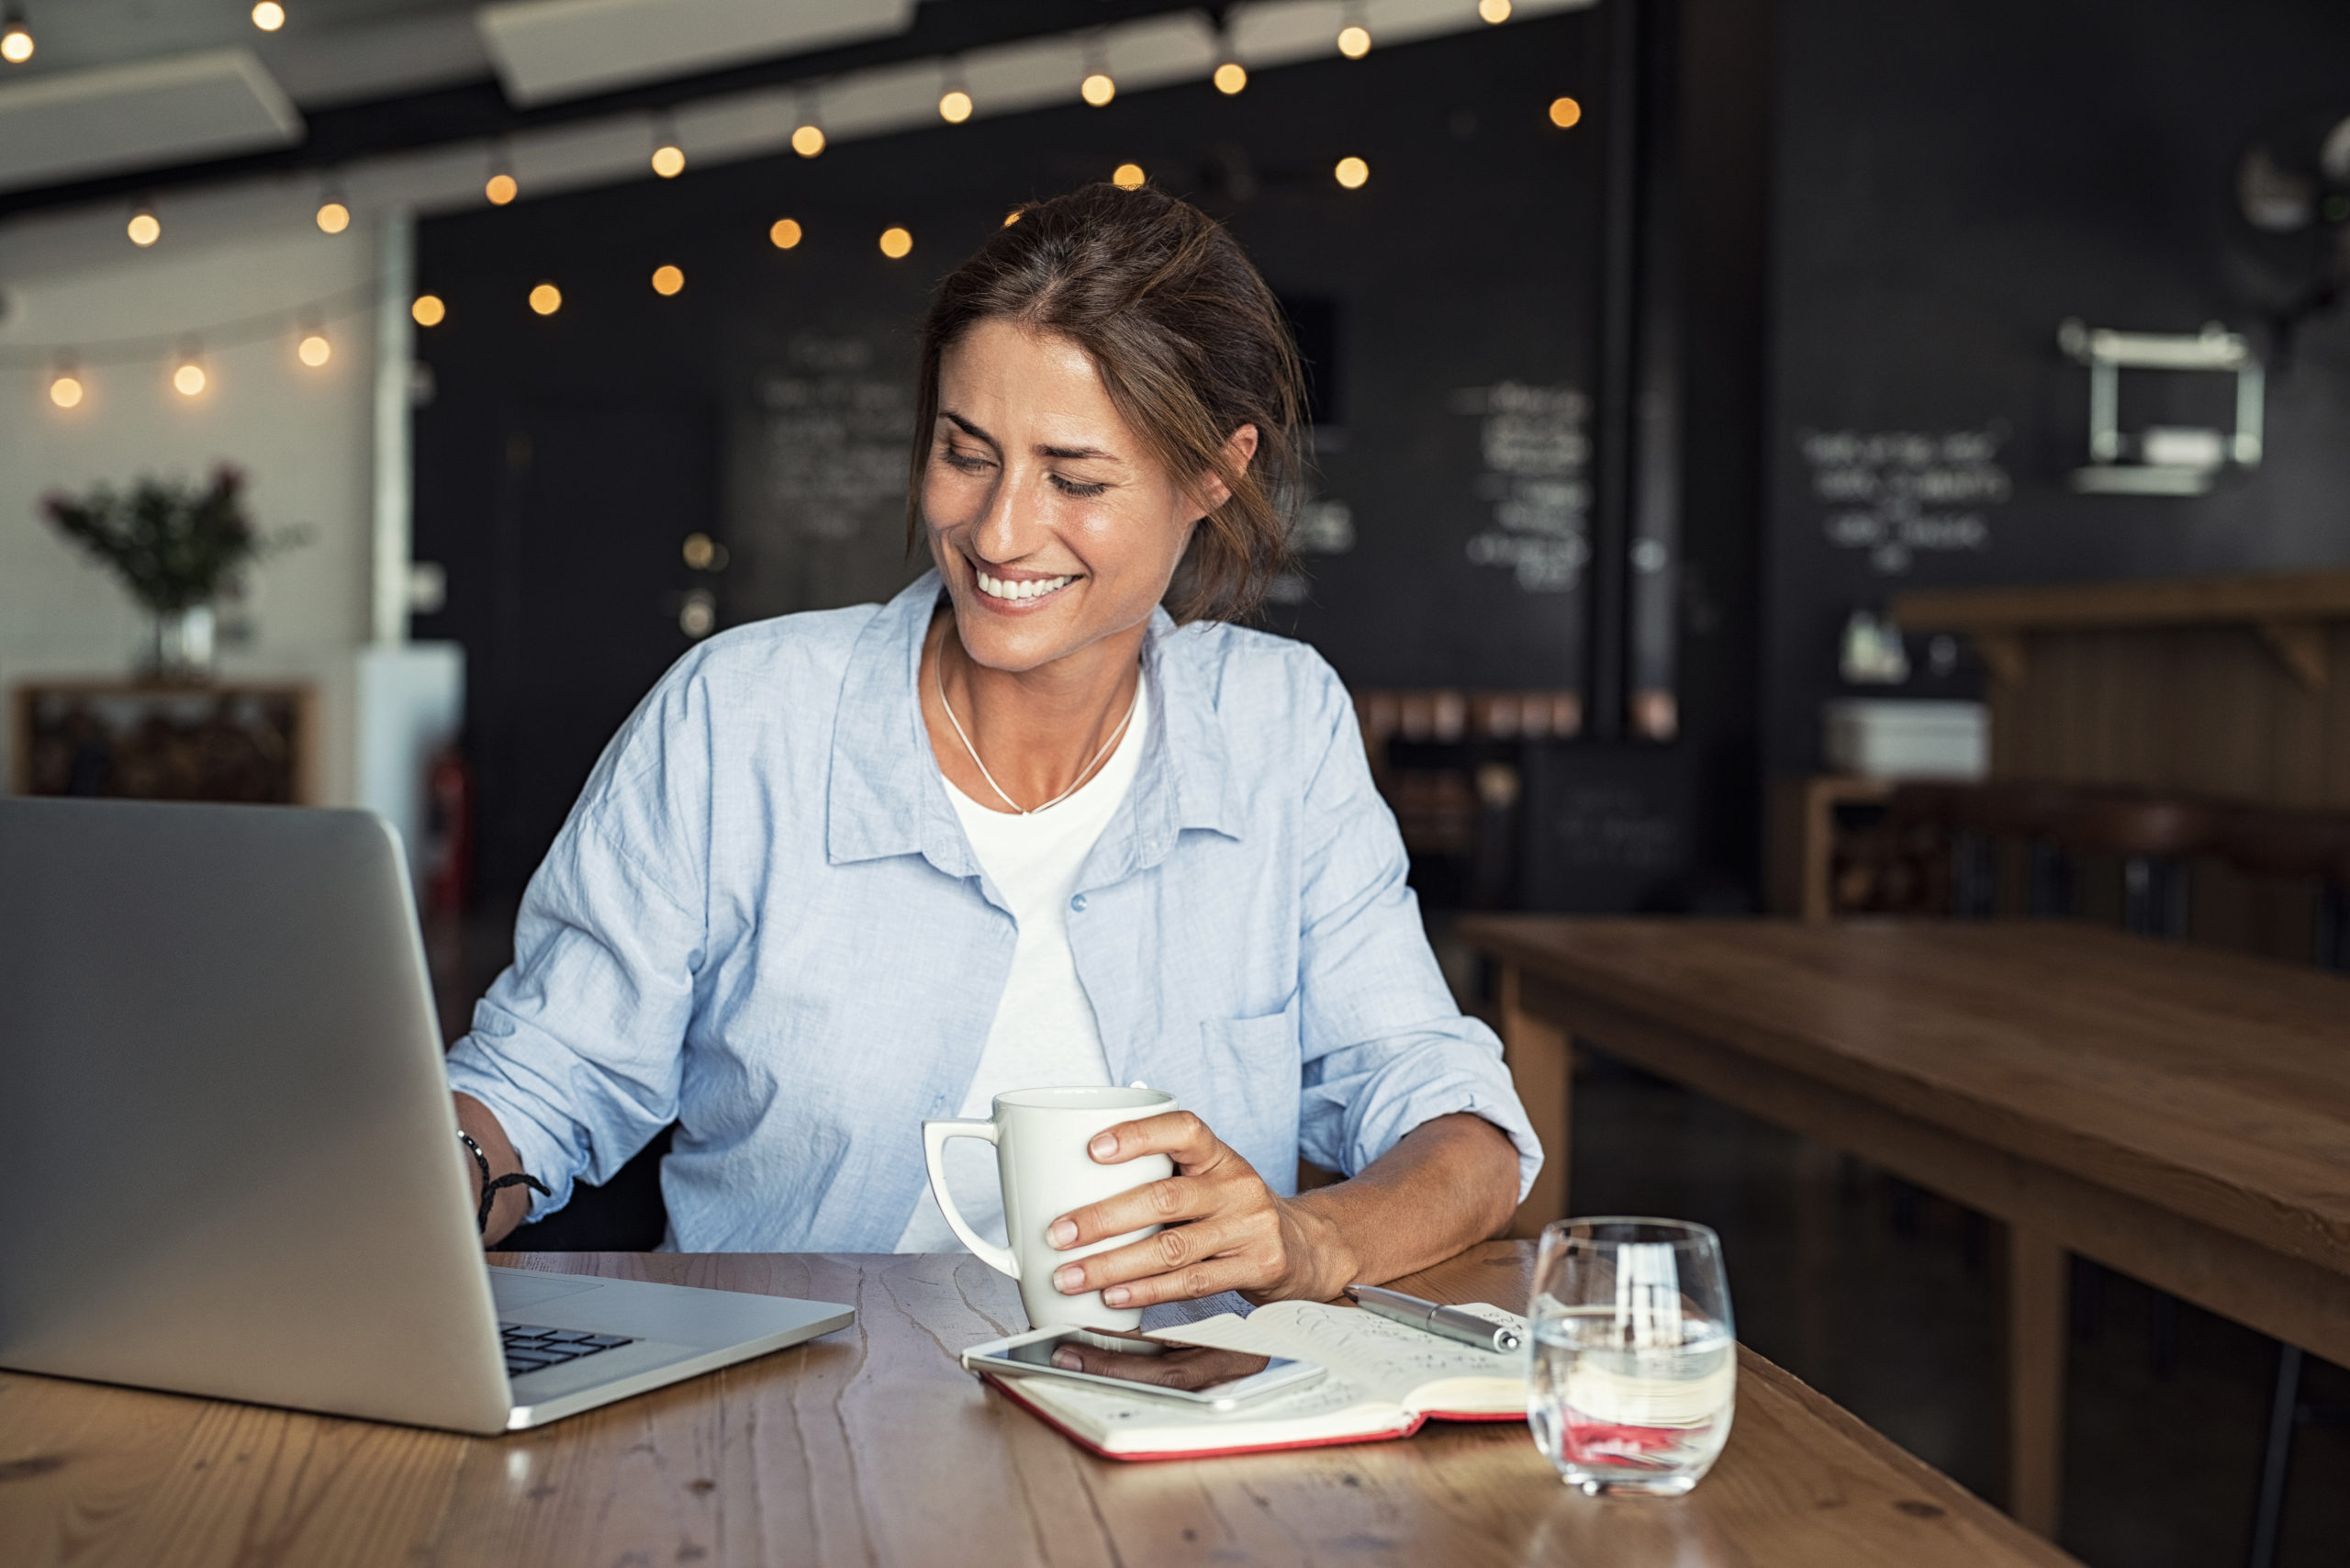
[444,571,1543,1250]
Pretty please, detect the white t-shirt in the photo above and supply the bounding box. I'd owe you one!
[893,676,1152,1253]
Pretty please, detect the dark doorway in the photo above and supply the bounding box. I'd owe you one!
[468,399,718,902]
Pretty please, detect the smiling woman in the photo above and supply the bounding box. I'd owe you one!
[443,184,1537,1316]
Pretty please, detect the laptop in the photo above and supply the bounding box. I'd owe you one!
[0,796,852,1433]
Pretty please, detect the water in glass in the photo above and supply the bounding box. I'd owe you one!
[1527,1218,1736,1496]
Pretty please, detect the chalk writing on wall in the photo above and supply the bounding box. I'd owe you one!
[1266,498,1358,604]
[1454,382,1591,593]
[760,336,915,542]
[1799,425,2011,575]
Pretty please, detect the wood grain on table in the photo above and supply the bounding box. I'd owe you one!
[1464,918,2350,1280]
[0,1244,2075,1568]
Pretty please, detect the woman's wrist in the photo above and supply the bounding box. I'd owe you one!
[1267,1191,1362,1302]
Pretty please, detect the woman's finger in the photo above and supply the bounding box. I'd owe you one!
[1086,1110,1222,1169]
[1051,1209,1253,1297]
[1050,1174,1214,1250]
[1083,1252,1271,1311]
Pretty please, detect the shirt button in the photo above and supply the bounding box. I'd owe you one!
[1069,893,1088,912]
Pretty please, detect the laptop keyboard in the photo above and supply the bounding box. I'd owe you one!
[500,1322,638,1378]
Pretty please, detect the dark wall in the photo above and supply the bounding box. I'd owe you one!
[413,17,1639,902]
[1765,0,2350,777]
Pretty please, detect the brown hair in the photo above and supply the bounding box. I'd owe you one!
[906,183,1305,623]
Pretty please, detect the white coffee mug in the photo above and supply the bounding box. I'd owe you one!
[922,1086,1178,1330]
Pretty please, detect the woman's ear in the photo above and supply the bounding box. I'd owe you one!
[1192,424,1261,517]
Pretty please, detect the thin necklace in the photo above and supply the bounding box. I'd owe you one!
[934,640,1139,816]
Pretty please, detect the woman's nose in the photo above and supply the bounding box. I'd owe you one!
[971,472,1048,562]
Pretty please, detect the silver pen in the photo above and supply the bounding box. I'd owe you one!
[1345,1284,1523,1354]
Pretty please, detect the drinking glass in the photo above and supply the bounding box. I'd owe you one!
[1527,1216,1737,1496]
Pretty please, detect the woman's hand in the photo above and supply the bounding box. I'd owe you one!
[1044,1111,1357,1309]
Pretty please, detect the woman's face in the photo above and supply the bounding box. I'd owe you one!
[923,318,1244,676]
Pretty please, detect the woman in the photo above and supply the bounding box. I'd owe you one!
[447,184,1539,1313]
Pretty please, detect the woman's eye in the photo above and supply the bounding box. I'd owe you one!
[1051,474,1109,498]
[943,449,993,473]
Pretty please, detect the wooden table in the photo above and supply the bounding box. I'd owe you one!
[0,1244,2076,1568]
[1459,915,2350,1538]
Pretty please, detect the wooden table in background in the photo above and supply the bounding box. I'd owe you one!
[0,1244,2076,1568]
[1460,916,2350,1539]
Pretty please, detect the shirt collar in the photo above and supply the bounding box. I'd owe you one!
[825,570,1240,874]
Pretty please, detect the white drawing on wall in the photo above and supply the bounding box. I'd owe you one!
[1800,425,2011,575]
[760,336,914,542]
[1454,382,1590,593]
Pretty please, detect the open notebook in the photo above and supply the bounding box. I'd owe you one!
[966,1300,1528,1461]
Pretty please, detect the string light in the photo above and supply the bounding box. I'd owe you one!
[1337,10,1371,59]
[173,352,207,398]
[2,6,33,63]
[650,126,687,179]
[939,63,972,124]
[1548,95,1582,129]
[791,121,825,157]
[1080,71,1115,107]
[529,283,562,316]
[878,226,912,260]
[411,293,446,327]
[251,1,284,30]
[769,217,803,250]
[297,329,331,366]
[1002,208,1023,226]
[651,263,684,296]
[486,147,518,206]
[127,202,161,248]
[49,365,83,408]
[315,188,350,235]
[1112,162,1146,190]
[1479,0,1512,20]
[1214,61,1248,95]
[1335,155,1370,189]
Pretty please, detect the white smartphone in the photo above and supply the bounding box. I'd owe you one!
[961,1325,1326,1411]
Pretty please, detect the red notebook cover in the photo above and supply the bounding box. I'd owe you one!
[982,1374,1523,1463]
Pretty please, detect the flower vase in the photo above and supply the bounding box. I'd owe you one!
[145,604,218,682]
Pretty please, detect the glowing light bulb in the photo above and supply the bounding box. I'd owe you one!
[1337,24,1371,58]
[49,374,83,409]
[1335,155,1370,189]
[1479,0,1511,20]
[791,123,825,158]
[651,263,684,296]
[252,2,284,30]
[127,207,161,247]
[1549,96,1582,129]
[315,198,349,234]
[485,172,518,206]
[410,293,446,328]
[1112,162,1146,191]
[529,283,562,316]
[769,217,803,250]
[938,88,972,124]
[173,361,207,397]
[1080,72,1114,107]
[1002,209,1023,227]
[1214,62,1248,95]
[651,140,686,178]
[297,332,331,367]
[3,16,33,62]
[878,226,912,260]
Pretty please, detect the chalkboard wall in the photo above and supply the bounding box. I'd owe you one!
[1765,0,2350,776]
[411,17,1612,900]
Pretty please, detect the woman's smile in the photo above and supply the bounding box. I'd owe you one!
[971,566,1080,608]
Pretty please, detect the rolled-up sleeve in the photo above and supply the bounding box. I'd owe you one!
[1289,665,1544,1199]
[442,667,712,1223]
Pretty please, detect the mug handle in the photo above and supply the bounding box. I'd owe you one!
[921,1118,1019,1278]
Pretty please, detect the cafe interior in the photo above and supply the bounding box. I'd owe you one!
[4,0,2349,1564]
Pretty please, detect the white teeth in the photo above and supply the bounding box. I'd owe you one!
[977,571,1074,602]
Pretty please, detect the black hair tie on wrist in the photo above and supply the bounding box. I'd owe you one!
[459,1130,553,1237]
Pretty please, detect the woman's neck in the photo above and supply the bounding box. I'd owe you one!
[921,610,1146,814]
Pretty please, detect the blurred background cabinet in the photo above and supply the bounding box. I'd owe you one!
[11,681,319,806]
